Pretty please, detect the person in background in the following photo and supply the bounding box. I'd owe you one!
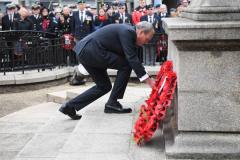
[112,1,119,15]
[54,7,62,22]
[94,8,109,30]
[29,4,42,31]
[2,3,20,31]
[85,4,91,12]
[159,4,169,18]
[106,7,115,24]
[132,0,146,25]
[13,7,33,30]
[140,4,161,66]
[90,6,97,21]
[59,6,72,34]
[71,0,94,42]
[0,9,4,30]
[140,5,161,32]
[70,0,93,85]
[176,0,189,16]
[170,8,177,17]
[12,7,33,58]
[40,7,58,33]
[155,4,169,64]
[114,4,132,25]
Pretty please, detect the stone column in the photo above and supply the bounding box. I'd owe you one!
[162,0,240,159]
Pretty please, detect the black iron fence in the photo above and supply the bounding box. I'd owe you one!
[139,33,168,66]
[0,31,167,75]
[0,30,77,75]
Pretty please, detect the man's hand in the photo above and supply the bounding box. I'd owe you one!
[145,77,156,89]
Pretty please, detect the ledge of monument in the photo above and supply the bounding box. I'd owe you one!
[165,132,240,159]
[162,18,240,40]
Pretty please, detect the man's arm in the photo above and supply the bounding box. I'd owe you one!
[119,28,149,82]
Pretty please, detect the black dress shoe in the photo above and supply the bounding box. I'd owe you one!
[104,101,132,114]
[59,103,82,120]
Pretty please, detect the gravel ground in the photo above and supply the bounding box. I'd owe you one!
[0,81,148,118]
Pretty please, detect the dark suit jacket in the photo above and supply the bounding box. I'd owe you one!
[13,17,33,30]
[140,14,161,32]
[158,13,169,34]
[71,10,94,40]
[114,12,132,25]
[73,24,146,79]
[29,15,43,31]
[2,13,20,30]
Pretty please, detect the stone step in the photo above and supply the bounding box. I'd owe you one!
[47,90,68,104]
[0,86,166,160]
[47,85,152,105]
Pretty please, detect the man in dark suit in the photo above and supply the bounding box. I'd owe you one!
[140,5,161,66]
[2,3,20,31]
[140,5,161,32]
[29,4,42,31]
[71,0,94,41]
[59,22,155,120]
[114,4,132,25]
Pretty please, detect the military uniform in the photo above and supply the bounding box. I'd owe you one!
[2,4,20,31]
[29,4,42,31]
[114,4,132,25]
[140,5,161,66]
[71,0,94,41]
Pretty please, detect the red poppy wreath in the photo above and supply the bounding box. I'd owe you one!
[133,60,177,145]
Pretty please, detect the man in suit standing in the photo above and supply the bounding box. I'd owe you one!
[71,0,94,42]
[2,3,20,31]
[140,5,161,66]
[29,4,42,31]
[140,5,161,32]
[114,4,132,25]
[59,22,155,120]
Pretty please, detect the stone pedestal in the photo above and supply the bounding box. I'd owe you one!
[181,0,240,21]
[162,0,240,159]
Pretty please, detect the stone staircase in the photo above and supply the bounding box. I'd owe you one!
[0,85,166,160]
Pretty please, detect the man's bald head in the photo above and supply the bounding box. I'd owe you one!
[18,7,30,19]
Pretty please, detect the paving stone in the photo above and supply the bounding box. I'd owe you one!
[0,87,165,160]
[46,91,67,104]
[0,133,33,151]
[15,158,55,160]
[0,122,44,133]
[0,151,19,160]
[17,133,69,158]
[129,129,166,160]
[73,114,133,134]
[61,133,130,154]
[56,153,130,160]
[38,116,78,133]
[0,103,60,123]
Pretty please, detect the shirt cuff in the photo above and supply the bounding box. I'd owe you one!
[139,74,149,82]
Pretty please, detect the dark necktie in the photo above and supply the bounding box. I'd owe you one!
[149,16,152,23]
[80,11,83,22]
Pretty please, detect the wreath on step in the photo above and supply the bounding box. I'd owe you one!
[133,60,177,145]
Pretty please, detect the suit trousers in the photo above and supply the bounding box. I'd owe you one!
[67,40,132,111]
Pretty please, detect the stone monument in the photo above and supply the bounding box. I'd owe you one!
[162,0,240,159]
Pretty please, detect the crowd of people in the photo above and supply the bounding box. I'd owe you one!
[0,0,190,64]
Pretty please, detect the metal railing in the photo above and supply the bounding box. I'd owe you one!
[139,33,168,66]
[0,31,167,76]
[0,30,77,75]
